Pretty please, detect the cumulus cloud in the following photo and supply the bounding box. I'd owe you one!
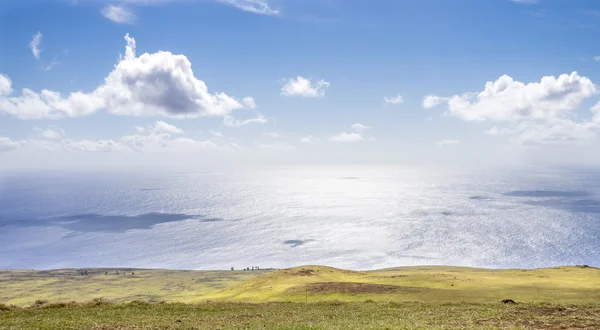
[442,72,596,122]
[384,94,404,105]
[426,72,600,144]
[0,74,12,96]
[436,140,459,146]
[33,126,65,139]
[330,123,374,142]
[281,76,330,98]
[223,114,267,127]
[300,135,319,144]
[422,95,449,109]
[0,34,254,119]
[209,129,224,137]
[152,121,184,134]
[217,0,279,16]
[102,5,136,24]
[29,32,42,59]
[330,132,364,142]
[0,137,19,152]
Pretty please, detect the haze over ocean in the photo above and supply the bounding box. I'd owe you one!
[1,165,598,270]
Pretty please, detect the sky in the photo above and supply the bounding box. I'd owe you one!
[1,0,600,170]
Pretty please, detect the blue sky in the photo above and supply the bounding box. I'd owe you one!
[1,0,600,169]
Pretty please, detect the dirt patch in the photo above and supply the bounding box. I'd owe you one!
[293,269,317,277]
[535,307,568,315]
[305,282,406,294]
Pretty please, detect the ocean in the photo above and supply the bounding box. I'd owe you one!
[0,165,598,270]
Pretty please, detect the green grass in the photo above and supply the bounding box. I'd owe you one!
[0,268,268,306]
[2,265,600,329]
[205,265,600,303]
[1,300,599,329]
[3,265,600,306]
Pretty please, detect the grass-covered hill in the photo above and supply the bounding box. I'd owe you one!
[2,265,600,306]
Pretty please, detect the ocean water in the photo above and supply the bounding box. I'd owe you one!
[0,165,598,270]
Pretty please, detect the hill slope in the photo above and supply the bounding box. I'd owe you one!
[2,265,599,306]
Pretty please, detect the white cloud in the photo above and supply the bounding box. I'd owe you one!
[0,34,254,119]
[33,126,65,139]
[426,72,600,145]
[29,32,42,59]
[102,5,136,24]
[152,120,184,134]
[330,123,374,142]
[281,76,330,98]
[216,0,279,15]
[243,97,257,109]
[484,126,515,136]
[330,132,364,142]
[351,123,370,132]
[384,94,404,105]
[436,140,459,146]
[0,74,12,96]
[442,72,596,122]
[262,132,280,138]
[223,114,267,127]
[62,139,129,152]
[594,56,600,62]
[514,119,597,145]
[209,129,224,137]
[0,137,19,152]
[422,95,449,109]
[43,60,60,72]
[300,135,319,144]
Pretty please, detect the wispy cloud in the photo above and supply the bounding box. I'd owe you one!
[216,0,279,16]
[102,5,136,24]
[43,59,60,72]
[29,32,42,59]
[384,94,404,105]
[594,56,600,62]
[224,114,268,127]
[436,140,460,146]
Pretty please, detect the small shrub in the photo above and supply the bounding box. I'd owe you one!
[364,299,376,304]
[92,298,106,306]
[0,303,13,311]
[33,299,48,306]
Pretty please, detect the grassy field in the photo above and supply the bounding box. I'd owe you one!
[2,265,600,329]
[2,300,600,329]
[0,268,268,306]
[2,265,600,306]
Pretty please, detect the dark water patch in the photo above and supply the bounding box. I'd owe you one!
[504,190,591,198]
[0,213,225,233]
[525,199,600,214]
[283,239,314,247]
[469,196,492,200]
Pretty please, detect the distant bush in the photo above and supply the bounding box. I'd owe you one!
[0,303,13,311]
[91,298,106,306]
[363,299,376,304]
[33,299,48,306]
[42,301,78,309]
